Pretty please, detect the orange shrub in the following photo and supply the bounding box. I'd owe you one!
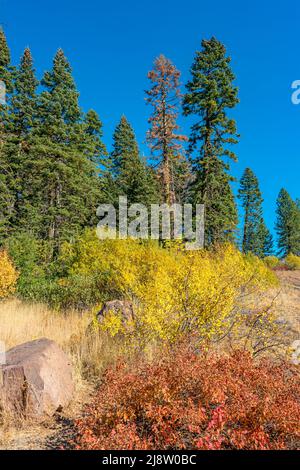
[75,347,300,450]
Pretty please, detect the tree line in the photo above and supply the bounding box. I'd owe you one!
[0,28,299,259]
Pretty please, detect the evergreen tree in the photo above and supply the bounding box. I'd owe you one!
[21,50,105,253]
[38,49,81,140]
[11,48,38,136]
[78,109,109,226]
[275,189,300,257]
[146,55,188,204]
[4,48,40,231]
[238,168,273,257]
[0,28,14,241]
[257,220,274,257]
[183,37,239,246]
[111,115,159,206]
[82,109,107,165]
[0,28,15,135]
[0,28,13,98]
[238,168,262,254]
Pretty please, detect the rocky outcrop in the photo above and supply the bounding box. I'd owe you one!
[0,338,74,419]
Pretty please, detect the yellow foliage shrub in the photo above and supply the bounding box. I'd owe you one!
[60,231,278,345]
[137,246,278,344]
[0,250,18,299]
[96,309,124,337]
[285,253,300,270]
[264,256,280,269]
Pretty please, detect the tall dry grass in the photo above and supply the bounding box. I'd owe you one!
[0,299,130,447]
[0,299,88,350]
[0,299,125,385]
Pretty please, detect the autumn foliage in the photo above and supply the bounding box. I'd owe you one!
[146,55,188,203]
[59,232,277,346]
[285,253,300,270]
[75,346,300,450]
[0,249,18,299]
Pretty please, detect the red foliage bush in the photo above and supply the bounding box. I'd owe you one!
[273,264,290,271]
[75,348,300,450]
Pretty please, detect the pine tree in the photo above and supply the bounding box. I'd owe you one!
[78,109,109,226]
[111,115,159,206]
[82,109,107,165]
[257,219,274,257]
[38,49,81,140]
[238,168,263,254]
[0,28,14,241]
[275,189,300,257]
[183,37,239,246]
[146,55,188,204]
[0,28,15,136]
[0,28,13,97]
[238,168,273,257]
[11,48,38,136]
[3,48,40,231]
[21,50,105,253]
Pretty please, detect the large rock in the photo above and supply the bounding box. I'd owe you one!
[0,338,74,419]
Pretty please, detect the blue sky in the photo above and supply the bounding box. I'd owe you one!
[1,0,299,240]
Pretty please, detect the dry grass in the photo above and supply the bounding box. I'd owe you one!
[271,271,300,334]
[0,299,125,381]
[0,299,128,449]
[0,299,89,351]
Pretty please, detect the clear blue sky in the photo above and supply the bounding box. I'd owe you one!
[1,0,299,239]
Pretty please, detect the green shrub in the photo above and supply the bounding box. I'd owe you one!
[6,232,51,300]
[48,274,104,310]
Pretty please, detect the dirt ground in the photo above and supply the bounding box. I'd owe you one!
[0,382,92,450]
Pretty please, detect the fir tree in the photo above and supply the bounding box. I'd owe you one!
[0,28,15,136]
[146,55,188,204]
[79,109,109,226]
[22,50,105,253]
[183,37,239,246]
[238,168,273,257]
[275,189,300,257]
[82,109,107,164]
[257,219,274,257]
[111,115,159,206]
[0,28,13,97]
[238,168,263,254]
[0,28,14,240]
[38,48,81,140]
[11,48,38,136]
[4,48,40,231]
